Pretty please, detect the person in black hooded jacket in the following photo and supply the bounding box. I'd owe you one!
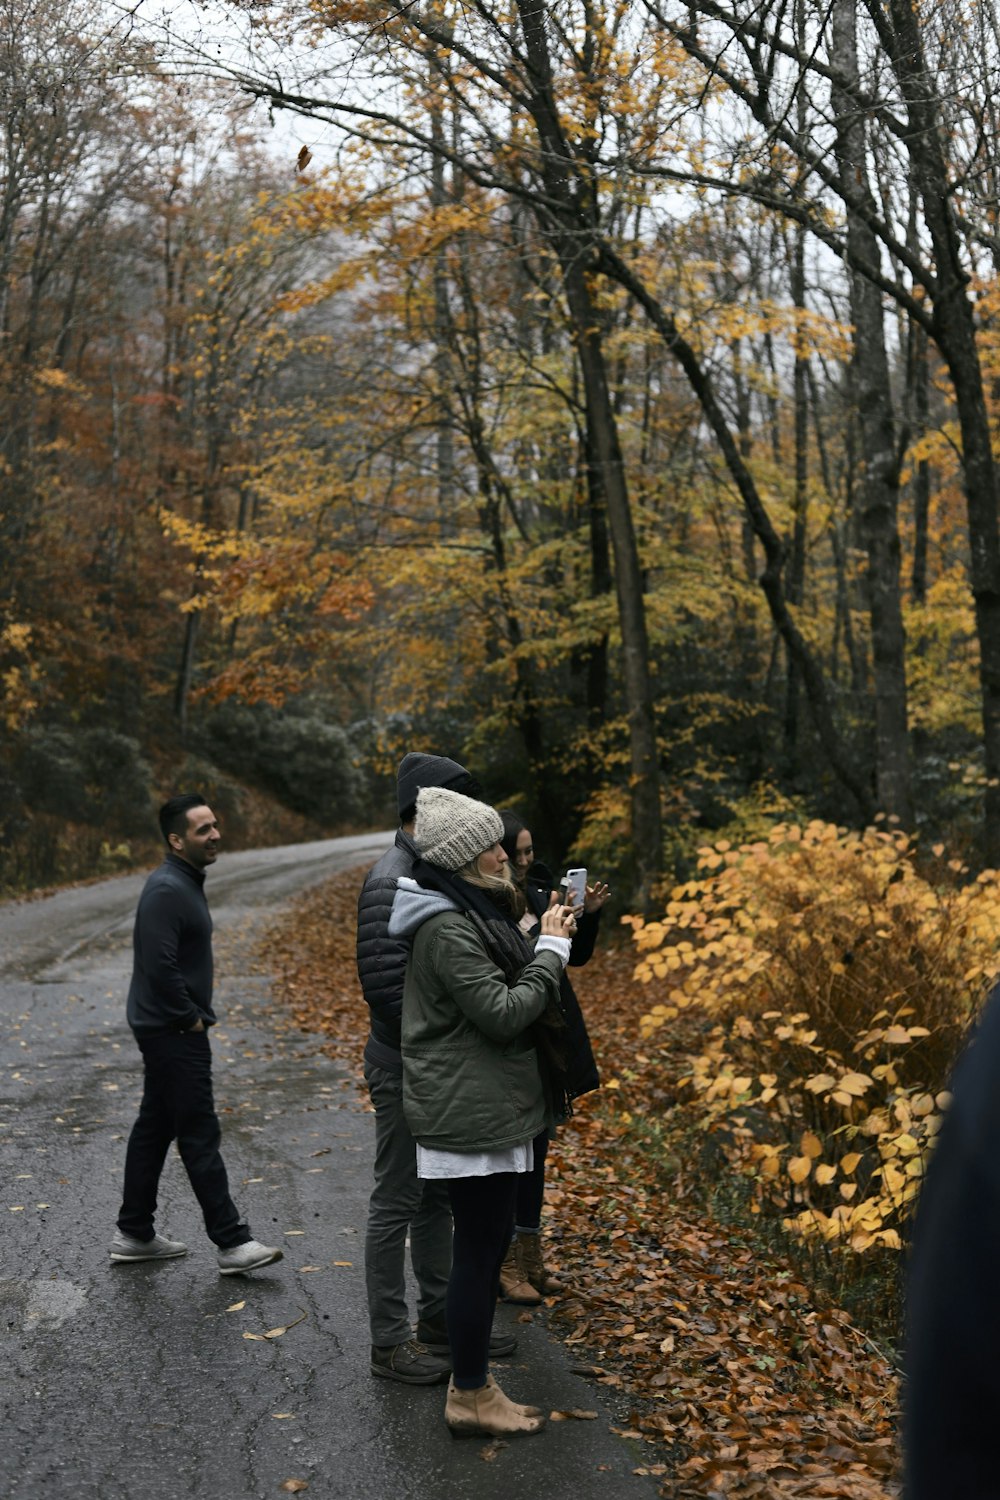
[357,752,507,1384]
[496,809,609,1303]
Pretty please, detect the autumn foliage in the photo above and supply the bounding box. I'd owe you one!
[629,822,1000,1256]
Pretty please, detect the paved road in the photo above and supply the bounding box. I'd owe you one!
[0,835,658,1500]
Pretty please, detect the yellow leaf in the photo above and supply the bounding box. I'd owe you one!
[280,1483,309,1495]
[805,1074,836,1094]
[801,1132,823,1159]
[814,1164,837,1186]
[225,1300,246,1313]
[882,1026,912,1045]
[787,1156,812,1183]
[840,1152,862,1175]
[837,1072,873,1096]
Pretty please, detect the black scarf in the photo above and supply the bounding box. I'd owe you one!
[412,859,572,1120]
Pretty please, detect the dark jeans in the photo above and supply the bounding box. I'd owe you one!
[364,1061,451,1346]
[117,1030,248,1249]
[515,1129,549,1230]
[446,1173,517,1389]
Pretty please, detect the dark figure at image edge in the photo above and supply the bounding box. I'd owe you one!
[904,979,1000,1498]
[111,793,283,1274]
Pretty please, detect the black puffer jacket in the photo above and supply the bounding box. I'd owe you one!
[525,860,600,1102]
[356,829,421,1072]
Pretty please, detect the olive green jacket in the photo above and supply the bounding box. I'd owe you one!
[393,897,564,1153]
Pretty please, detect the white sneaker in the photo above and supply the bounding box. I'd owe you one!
[217,1239,284,1274]
[110,1229,187,1262]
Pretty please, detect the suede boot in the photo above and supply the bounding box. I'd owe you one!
[445,1374,546,1438]
[518,1232,566,1296]
[499,1240,542,1305]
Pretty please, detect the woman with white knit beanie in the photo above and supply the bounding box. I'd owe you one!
[388,786,577,1438]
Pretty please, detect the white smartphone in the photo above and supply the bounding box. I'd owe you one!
[564,868,588,907]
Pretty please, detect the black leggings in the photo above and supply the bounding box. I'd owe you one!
[446,1173,517,1388]
[514,1129,549,1229]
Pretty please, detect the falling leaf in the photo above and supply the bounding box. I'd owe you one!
[296,145,312,173]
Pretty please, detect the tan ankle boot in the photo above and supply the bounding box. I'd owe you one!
[518,1232,566,1296]
[445,1374,546,1438]
[499,1240,542,1305]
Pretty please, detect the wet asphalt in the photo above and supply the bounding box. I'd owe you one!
[0,834,659,1500]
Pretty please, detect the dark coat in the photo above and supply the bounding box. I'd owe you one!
[904,982,1000,1498]
[355,829,421,1067]
[524,861,600,1101]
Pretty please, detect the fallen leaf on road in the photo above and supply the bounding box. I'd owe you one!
[279,1482,308,1494]
[272,1413,295,1419]
[257,1311,307,1340]
[332,1261,353,1267]
[284,1230,305,1236]
[298,1266,322,1272]
[549,1409,599,1421]
[309,1149,331,1157]
[225,1301,246,1313]
[479,1441,506,1461]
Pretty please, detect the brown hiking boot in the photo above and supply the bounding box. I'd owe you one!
[445,1374,546,1438]
[518,1232,566,1296]
[499,1241,542,1305]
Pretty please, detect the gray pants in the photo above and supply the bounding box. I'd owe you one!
[364,1060,451,1347]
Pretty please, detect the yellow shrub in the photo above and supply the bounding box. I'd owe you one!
[627,821,1000,1251]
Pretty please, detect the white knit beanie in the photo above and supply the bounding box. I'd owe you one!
[413,786,505,872]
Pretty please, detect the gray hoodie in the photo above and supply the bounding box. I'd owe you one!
[387,876,458,941]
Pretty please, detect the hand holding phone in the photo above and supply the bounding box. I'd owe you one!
[564,867,587,910]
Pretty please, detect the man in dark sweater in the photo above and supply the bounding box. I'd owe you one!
[111,794,282,1274]
[357,753,516,1383]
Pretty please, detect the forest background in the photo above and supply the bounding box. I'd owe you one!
[7,0,1000,1451]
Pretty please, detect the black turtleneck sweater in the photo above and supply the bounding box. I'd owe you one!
[126,853,216,1035]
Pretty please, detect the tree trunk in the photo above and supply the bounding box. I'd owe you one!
[870,0,1000,856]
[516,0,663,905]
[832,0,912,824]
